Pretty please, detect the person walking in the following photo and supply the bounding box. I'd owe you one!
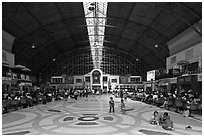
[120,90,124,99]
[121,99,126,114]
[109,97,115,113]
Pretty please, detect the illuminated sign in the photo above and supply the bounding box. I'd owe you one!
[147,70,155,81]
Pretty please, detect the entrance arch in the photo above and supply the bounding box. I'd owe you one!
[90,69,103,91]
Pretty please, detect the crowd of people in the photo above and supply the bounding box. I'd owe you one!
[111,88,202,130]
[2,87,91,113]
[2,86,202,131]
[113,88,202,117]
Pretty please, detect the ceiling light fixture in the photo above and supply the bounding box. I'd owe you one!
[155,44,158,48]
[31,44,35,49]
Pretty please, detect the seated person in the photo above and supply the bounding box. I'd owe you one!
[158,112,169,125]
[161,98,169,109]
[162,115,175,130]
[150,111,159,125]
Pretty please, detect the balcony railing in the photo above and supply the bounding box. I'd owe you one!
[156,68,202,79]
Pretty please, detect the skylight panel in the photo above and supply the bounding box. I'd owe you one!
[83,2,108,69]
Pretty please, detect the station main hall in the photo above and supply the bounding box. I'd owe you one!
[2,2,202,135]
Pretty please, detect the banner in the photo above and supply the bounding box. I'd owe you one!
[2,49,15,68]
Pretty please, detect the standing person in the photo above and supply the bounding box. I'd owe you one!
[109,97,115,113]
[121,99,126,114]
[74,90,78,100]
[79,90,82,97]
[124,93,127,101]
[64,90,68,101]
[67,89,71,99]
[120,90,124,99]
[152,93,158,105]
[85,89,88,97]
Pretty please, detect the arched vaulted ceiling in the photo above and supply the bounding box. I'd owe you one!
[2,2,202,75]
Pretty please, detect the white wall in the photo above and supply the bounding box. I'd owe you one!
[129,76,142,82]
[103,74,109,84]
[166,42,202,71]
[51,76,63,83]
[109,75,120,84]
[109,75,119,90]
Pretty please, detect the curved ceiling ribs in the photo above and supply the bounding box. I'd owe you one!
[23,32,166,70]
[40,46,152,80]
[16,13,171,69]
[2,2,202,79]
[13,9,191,65]
[156,3,201,37]
[41,47,147,83]
[176,3,201,19]
[17,3,62,60]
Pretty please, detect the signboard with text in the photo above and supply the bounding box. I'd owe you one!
[147,70,156,81]
[178,76,191,83]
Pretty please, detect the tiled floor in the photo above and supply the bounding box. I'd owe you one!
[2,94,202,135]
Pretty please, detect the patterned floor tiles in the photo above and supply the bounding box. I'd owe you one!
[2,94,202,135]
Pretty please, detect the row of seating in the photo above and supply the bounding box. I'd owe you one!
[131,95,202,113]
[2,95,47,113]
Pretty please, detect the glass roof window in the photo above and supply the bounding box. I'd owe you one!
[83,2,108,69]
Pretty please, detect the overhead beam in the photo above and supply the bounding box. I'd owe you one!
[15,16,169,41]
[41,46,150,74]
[54,2,80,49]
[7,20,51,63]
[43,47,148,77]
[116,3,136,44]
[15,18,169,58]
[5,17,58,62]
[23,32,167,69]
[177,2,201,19]
[157,3,202,37]
[20,3,62,53]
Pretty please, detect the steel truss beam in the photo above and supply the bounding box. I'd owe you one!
[41,49,147,78]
